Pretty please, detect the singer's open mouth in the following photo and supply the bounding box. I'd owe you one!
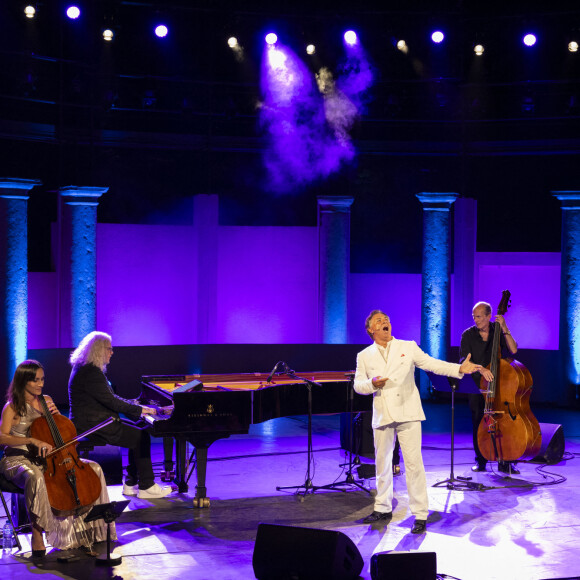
[383,326,389,331]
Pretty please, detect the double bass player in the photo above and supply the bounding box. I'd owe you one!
[460,301,519,474]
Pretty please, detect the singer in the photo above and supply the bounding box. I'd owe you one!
[354,309,492,534]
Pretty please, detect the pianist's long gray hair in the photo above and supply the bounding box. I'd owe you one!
[70,331,113,372]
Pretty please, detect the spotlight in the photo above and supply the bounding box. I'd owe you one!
[228,37,238,48]
[344,30,357,46]
[24,5,35,18]
[431,30,444,44]
[265,32,278,45]
[306,44,315,55]
[523,34,537,47]
[569,41,578,53]
[66,6,80,20]
[396,40,409,54]
[103,29,114,42]
[155,25,168,38]
[474,44,484,56]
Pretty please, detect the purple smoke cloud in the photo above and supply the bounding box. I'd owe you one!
[259,42,373,193]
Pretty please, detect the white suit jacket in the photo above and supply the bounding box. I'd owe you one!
[354,338,463,428]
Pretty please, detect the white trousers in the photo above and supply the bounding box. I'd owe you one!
[373,420,428,520]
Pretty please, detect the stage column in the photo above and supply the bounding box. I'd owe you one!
[416,192,458,397]
[0,178,41,384]
[58,186,108,348]
[317,196,354,344]
[552,190,580,404]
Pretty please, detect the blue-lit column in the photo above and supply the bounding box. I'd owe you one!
[0,178,41,384]
[317,196,354,344]
[552,191,580,404]
[58,186,108,348]
[416,192,458,397]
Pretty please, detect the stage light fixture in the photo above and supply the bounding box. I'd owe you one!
[523,34,537,47]
[431,31,444,44]
[228,37,238,48]
[569,41,578,53]
[66,6,80,20]
[24,5,35,18]
[474,44,484,56]
[397,40,408,54]
[155,25,168,38]
[306,44,315,55]
[103,29,114,42]
[344,30,357,46]
[265,32,278,45]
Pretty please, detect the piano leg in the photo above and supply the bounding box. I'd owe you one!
[161,437,175,482]
[175,438,189,493]
[192,445,210,508]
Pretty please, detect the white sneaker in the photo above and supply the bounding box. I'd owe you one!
[137,483,172,499]
[122,483,138,496]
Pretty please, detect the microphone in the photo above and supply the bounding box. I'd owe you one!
[267,361,283,383]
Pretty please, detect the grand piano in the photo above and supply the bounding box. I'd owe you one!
[138,371,372,507]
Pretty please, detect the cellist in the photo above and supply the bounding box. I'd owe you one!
[460,301,519,474]
[0,360,113,557]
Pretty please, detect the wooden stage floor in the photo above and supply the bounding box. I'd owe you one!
[1,400,579,580]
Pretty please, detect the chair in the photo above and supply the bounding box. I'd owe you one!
[0,472,25,551]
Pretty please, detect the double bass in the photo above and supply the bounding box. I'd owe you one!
[477,290,542,463]
[29,395,115,515]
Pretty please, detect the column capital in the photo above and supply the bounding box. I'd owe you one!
[552,190,580,210]
[0,178,42,199]
[416,192,459,210]
[59,186,108,206]
[317,196,355,213]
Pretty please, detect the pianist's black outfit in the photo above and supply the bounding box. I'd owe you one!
[68,362,156,490]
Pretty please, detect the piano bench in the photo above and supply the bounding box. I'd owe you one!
[76,437,124,486]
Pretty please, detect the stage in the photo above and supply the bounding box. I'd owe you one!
[1,401,579,580]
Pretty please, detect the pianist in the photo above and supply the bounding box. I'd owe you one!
[68,331,173,500]
[354,310,491,534]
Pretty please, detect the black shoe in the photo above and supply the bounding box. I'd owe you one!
[31,549,46,558]
[498,462,520,475]
[471,463,487,472]
[411,519,427,534]
[363,511,392,523]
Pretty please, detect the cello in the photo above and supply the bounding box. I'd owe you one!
[476,290,542,463]
[29,395,115,515]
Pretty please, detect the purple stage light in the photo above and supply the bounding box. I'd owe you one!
[155,25,168,38]
[344,30,357,46]
[431,30,444,44]
[265,32,278,45]
[523,33,537,47]
[66,6,80,19]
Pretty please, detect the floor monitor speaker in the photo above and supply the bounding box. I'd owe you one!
[253,523,364,580]
[530,423,565,464]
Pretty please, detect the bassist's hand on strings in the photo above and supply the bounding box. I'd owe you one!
[459,353,494,382]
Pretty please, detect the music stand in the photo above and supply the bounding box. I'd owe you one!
[312,373,372,495]
[85,500,129,565]
[276,366,320,499]
[426,372,484,491]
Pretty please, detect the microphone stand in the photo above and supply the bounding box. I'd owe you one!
[276,365,319,499]
[312,373,372,495]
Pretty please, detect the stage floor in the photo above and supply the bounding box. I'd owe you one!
[1,400,579,580]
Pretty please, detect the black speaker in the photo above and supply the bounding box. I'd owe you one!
[371,551,437,580]
[252,523,364,580]
[530,423,565,464]
[340,411,374,456]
